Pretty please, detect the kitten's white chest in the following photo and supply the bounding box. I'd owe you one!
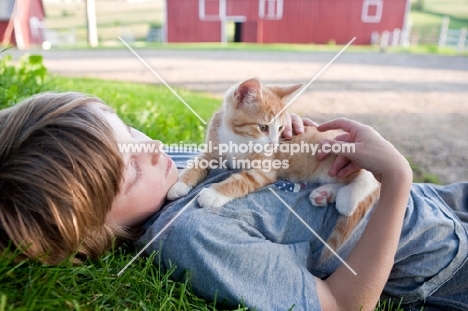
[217,124,251,169]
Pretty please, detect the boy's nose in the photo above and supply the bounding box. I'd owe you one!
[151,140,163,165]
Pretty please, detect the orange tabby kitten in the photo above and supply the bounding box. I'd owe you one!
[167,78,380,258]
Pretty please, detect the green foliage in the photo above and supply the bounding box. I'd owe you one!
[410,0,468,31]
[0,54,49,108]
[412,0,425,12]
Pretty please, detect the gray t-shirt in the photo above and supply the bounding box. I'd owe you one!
[137,152,468,310]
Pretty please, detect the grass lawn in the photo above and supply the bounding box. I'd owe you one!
[0,247,231,310]
[42,0,164,43]
[411,0,468,30]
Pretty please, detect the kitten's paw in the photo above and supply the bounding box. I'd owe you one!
[309,184,339,207]
[197,187,232,209]
[167,181,192,200]
[336,190,359,217]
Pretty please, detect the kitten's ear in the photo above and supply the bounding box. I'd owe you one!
[269,84,303,99]
[234,78,262,106]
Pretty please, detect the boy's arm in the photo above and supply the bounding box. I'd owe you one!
[317,170,411,310]
[315,118,413,310]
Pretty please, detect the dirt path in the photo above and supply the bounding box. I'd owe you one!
[12,49,468,183]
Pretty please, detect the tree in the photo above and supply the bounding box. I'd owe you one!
[412,0,425,12]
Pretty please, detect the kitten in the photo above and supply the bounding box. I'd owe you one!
[167,78,380,259]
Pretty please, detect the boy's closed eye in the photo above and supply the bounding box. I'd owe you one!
[130,159,142,188]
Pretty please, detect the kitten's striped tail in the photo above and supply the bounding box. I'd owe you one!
[320,187,380,261]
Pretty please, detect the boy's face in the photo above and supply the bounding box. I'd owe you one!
[102,110,178,226]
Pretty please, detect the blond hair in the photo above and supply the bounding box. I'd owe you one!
[0,92,132,264]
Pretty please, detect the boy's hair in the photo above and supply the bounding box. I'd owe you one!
[0,92,131,264]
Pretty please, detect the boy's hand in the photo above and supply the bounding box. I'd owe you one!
[282,113,317,139]
[316,118,411,182]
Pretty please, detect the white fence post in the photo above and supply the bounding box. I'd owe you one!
[438,16,449,48]
[392,28,401,47]
[401,19,412,47]
[380,30,390,51]
[458,28,467,53]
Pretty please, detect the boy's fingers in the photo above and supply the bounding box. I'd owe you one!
[316,139,348,161]
[283,114,319,138]
[302,117,318,127]
[290,113,305,134]
[317,118,362,133]
[315,139,331,161]
[329,155,350,176]
[320,139,352,156]
[334,133,353,142]
[282,113,293,138]
[336,162,362,178]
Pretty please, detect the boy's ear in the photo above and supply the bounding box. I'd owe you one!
[234,78,262,107]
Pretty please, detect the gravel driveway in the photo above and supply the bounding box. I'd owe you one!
[11,49,468,183]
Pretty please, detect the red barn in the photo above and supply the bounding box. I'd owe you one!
[0,0,46,49]
[166,0,410,45]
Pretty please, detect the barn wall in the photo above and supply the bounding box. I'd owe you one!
[226,0,257,19]
[262,0,318,44]
[166,0,407,45]
[167,0,221,42]
[313,0,407,44]
[261,0,407,44]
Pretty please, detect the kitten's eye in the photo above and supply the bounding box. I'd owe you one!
[278,125,284,131]
[259,124,269,132]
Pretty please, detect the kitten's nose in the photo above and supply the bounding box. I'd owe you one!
[268,138,278,145]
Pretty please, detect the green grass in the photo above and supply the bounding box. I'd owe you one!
[410,0,468,50]
[32,39,467,56]
[412,0,468,30]
[96,41,383,53]
[43,0,164,42]
[0,245,247,311]
[117,41,468,56]
[408,158,442,184]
